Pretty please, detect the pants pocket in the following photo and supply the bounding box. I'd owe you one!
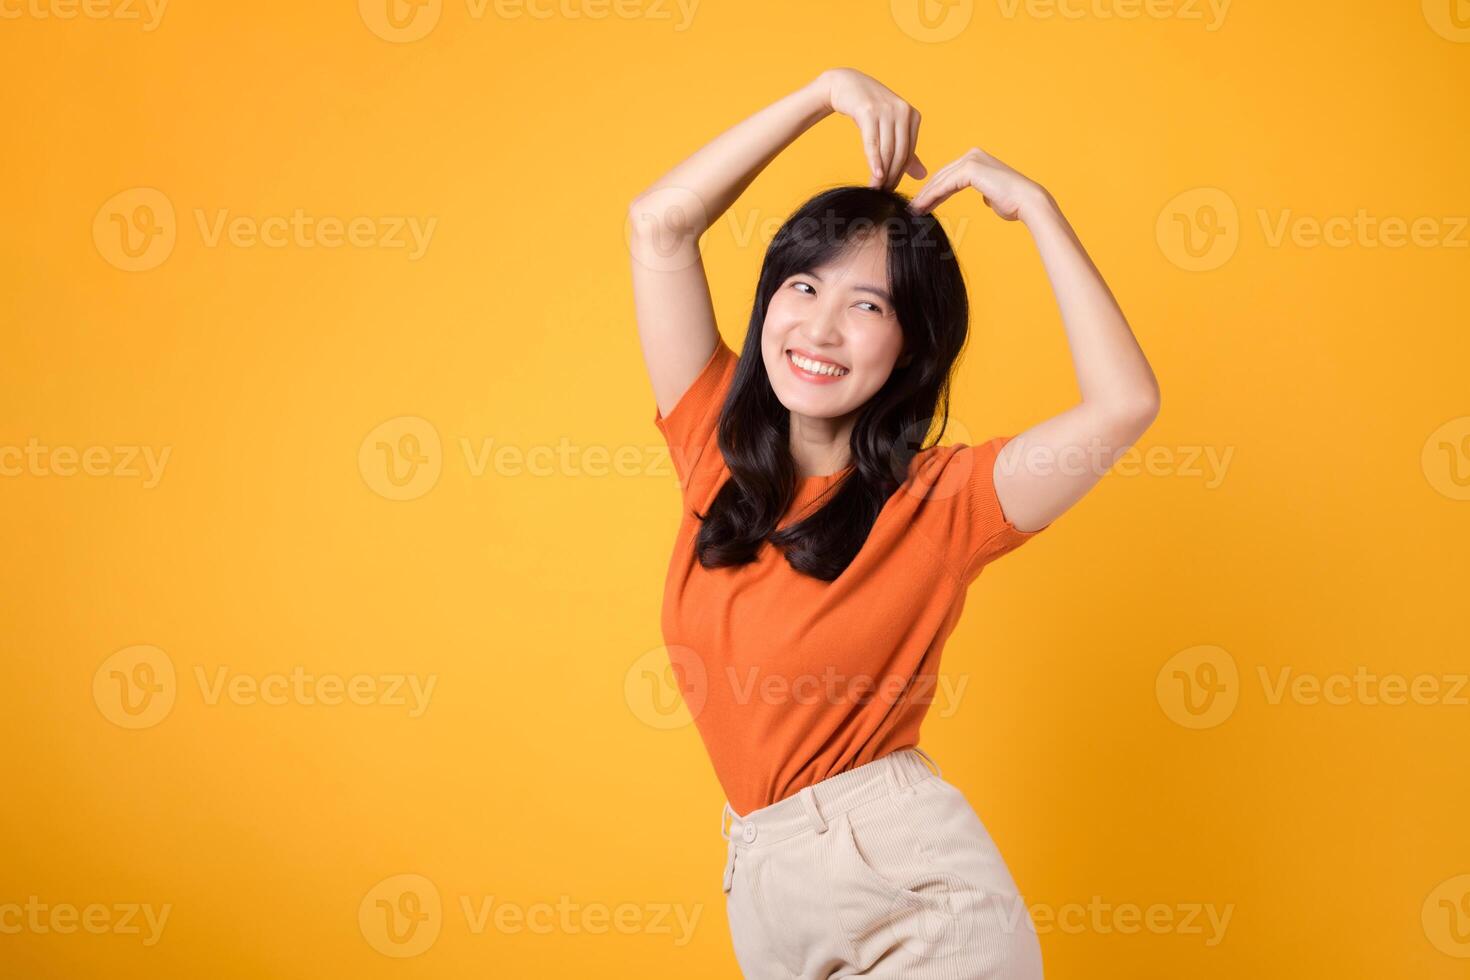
[837,803,946,905]
[912,778,1046,976]
[830,795,962,969]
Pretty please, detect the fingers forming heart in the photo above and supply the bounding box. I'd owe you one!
[907,156,971,215]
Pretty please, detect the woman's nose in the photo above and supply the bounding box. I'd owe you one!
[801,303,843,343]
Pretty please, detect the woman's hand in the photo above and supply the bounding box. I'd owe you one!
[907,147,1049,222]
[819,67,927,192]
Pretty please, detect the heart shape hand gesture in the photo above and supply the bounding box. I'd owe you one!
[820,68,1048,223]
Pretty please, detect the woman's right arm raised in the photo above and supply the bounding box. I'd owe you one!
[628,68,927,418]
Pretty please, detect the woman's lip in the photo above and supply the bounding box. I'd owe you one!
[786,350,850,384]
[786,347,849,369]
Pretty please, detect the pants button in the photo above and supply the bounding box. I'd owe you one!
[742,823,757,843]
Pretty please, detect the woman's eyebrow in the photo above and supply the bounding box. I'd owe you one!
[804,270,892,303]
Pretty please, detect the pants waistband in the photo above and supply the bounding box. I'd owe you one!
[720,746,943,849]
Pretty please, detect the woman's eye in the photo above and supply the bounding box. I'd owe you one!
[788,281,880,313]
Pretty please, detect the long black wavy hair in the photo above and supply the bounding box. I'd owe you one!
[693,184,971,582]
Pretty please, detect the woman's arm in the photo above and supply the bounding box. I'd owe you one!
[630,68,926,418]
[909,148,1162,533]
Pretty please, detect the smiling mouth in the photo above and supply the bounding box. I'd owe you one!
[786,350,850,377]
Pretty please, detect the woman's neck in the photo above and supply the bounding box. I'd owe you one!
[789,412,854,478]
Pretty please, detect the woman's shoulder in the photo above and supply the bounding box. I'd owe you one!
[905,440,988,482]
[653,333,740,496]
[895,435,1044,581]
[899,437,1012,510]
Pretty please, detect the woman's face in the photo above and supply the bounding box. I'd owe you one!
[760,231,907,421]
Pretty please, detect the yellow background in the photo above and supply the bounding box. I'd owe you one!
[3,0,1468,976]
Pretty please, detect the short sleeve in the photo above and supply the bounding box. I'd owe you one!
[652,333,738,493]
[955,435,1049,579]
[908,435,1049,583]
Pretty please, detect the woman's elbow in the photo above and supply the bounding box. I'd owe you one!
[627,191,706,245]
[1131,383,1161,426]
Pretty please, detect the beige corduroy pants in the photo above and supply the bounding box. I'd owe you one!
[720,748,1043,979]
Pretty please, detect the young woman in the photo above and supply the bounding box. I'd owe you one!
[628,67,1159,979]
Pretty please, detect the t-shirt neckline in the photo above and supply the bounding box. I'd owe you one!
[796,464,854,487]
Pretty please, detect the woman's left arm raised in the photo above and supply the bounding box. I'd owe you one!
[908,147,1162,533]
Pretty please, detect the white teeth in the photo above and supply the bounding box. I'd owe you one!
[789,351,849,376]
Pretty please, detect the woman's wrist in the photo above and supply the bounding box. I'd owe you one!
[801,70,837,122]
[1018,182,1062,228]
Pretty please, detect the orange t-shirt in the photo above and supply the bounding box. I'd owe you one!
[653,333,1048,815]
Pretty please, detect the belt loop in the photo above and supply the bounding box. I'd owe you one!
[796,786,827,835]
[882,753,906,795]
[722,837,736,893]
[913,745,943,779]
[721,802,733,841]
